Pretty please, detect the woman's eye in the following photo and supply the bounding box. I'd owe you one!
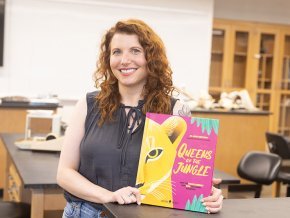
[112,50,121,55]
[131,49,141,55]
[146,148,163,163]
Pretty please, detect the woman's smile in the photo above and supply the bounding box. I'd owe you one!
[119,67,138,76]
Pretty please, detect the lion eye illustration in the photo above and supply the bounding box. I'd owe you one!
[146,148,163,163]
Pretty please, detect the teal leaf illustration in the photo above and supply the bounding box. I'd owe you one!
[184,195,207,213]
[212,119,219,134]
[206,119,211,135]
[191,117,219,135]
[185,200,191,210]
[203,119,207,133]
[197,194,206,213]
[191,195,197,211]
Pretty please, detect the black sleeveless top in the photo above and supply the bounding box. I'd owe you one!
[64,91,177,210]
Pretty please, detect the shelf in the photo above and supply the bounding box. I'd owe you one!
[234,52,247,57]
[279,127,290,131]
[281,79,290,82]
[209,86,247,92]
[260,54,273,58]
[280,90,290,94]
[257,103,270,107]
[209,87,223,92]
[258,78,272,82]
[225,87,245,92]
[212,50,223,55]
[257,89,272,93]
[280,105,290,108]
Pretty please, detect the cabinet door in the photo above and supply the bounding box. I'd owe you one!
[209,20,252,100]
[277,29,290,136]
[209,24,230,99]
[280,31,290,90]
[230,26,251,89]
[278,93,290,136]
[252,28,280,111]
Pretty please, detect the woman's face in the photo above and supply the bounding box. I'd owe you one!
[110,33,148,91]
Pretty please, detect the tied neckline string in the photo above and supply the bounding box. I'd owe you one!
[118,102,144,166]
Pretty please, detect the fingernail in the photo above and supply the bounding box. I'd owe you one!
[202,203,206,206]
[206,207,210,214]
[201,199,204,202]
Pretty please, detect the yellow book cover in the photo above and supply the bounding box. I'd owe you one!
[136,113,219,213]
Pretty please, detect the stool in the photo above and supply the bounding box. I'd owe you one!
[277,170,290,197]
[229,151,281,198]
[0,201,30,218]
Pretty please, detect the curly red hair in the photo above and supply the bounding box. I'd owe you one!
[94,19,174,125]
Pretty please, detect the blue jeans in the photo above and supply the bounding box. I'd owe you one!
[62,201,108,218]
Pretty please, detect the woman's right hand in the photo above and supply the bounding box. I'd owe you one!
[111,186,141,205]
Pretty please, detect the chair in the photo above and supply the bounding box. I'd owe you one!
[228,151,281,198]
[265,131,290,160]
[265,131,290,197]
[0,201,30,218]
[276,171,290,197]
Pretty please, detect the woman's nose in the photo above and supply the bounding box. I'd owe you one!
[121,53,131,65]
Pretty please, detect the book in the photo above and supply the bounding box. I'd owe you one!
[136,112,219,213]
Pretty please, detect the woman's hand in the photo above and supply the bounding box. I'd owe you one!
[201,178,223,213]
[112,186,141,205]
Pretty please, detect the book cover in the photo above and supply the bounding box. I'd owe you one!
[136,113,219,213]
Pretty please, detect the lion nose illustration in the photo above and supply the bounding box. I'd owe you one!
[136,183,144,188]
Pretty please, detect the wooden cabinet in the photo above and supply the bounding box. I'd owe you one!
[209,19,290,137]
[0,136,31,203]
[7,162,25,202]
[0,105,58,190]
[2,133,65,217]
[192,110,270,178]
[7,164,22,202]
[209,21,253,100]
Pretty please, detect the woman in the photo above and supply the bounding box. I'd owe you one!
[57,19,223,218]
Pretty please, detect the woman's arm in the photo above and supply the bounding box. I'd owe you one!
[57,97,112,203]
[56,97,141,205]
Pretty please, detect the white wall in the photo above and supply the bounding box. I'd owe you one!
[0,0,214,100]
[214,0,290,24]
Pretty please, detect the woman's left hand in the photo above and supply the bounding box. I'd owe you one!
[201,178,223,213]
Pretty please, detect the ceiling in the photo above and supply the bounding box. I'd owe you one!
[214,0,290,25]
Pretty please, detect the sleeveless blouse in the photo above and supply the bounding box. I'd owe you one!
[64,91,178,210]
